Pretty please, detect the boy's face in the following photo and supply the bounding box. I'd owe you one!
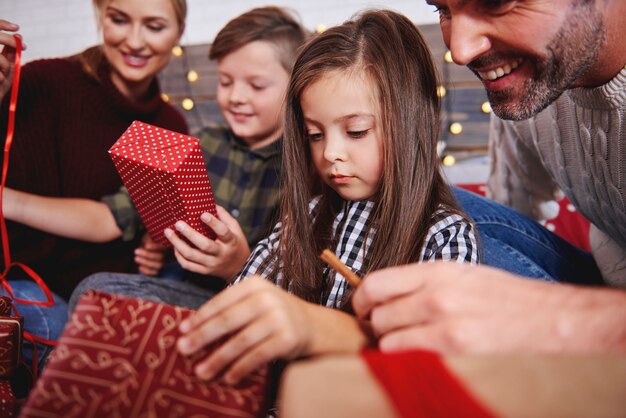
[216,41,290,148]
[428,0,604,120]
[302,70,383,202]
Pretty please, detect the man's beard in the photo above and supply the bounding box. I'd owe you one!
[478,2,605,121]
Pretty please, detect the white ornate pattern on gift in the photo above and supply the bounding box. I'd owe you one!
[21,291,269,418]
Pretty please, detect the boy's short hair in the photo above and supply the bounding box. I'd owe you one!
[209,6,309,73]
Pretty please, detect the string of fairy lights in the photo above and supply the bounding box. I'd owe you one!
[438,49,492,167]
[160,25,493,168]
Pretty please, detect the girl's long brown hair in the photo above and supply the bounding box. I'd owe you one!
[265,9,464,303]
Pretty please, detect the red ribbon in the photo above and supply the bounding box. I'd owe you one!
[0,34,58,370]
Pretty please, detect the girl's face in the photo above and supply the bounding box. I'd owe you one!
[216,41,290,149]
[101,0,182,99]
[301,70,384,201]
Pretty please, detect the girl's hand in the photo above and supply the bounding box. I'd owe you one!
[177,277,313,384]
[164,205,250,280]
[0,20,25,102]
[135,234,170,276]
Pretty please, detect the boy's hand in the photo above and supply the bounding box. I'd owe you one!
[164,205,251,280]
[0,20,26,102]
[135,234,170,276]
[177,277,312,384]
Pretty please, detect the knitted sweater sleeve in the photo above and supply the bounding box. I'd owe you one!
[486,115,561,221]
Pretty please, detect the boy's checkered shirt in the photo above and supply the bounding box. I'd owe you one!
[234,197,478,308]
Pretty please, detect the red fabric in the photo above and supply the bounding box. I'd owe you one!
[21,291,270,418]
[456,184,591,251]
[110,121,218,247]
[0,56,188,299]
[362,349,496,418]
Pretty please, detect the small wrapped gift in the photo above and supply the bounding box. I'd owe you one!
[109,121,217,247]
[21,291,270,418]
[0,296,23,379]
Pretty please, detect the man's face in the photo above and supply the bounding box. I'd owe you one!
[429,0,605,120]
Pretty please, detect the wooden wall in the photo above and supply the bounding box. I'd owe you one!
[158,23,491,158]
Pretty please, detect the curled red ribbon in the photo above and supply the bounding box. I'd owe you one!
[0,34,57,371]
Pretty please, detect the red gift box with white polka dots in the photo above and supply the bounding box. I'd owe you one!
[109,121,217,247]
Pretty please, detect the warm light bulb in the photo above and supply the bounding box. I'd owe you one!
[172,45,183,57]
[161,93,170,103]
[187,70,199,82]
[444,50,453,63]
[181,98,194,110]
[316,24,327,33]
[437,85,446,97]
[449,122,463,135]
[442,155,456,166]
[481,101,492,113]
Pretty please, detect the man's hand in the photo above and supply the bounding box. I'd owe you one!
[164,205,250,280]
[353,262,626,354]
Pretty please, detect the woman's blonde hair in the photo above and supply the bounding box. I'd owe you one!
[92,0,186,29]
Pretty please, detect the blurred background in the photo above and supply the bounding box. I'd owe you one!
[0,0,491,184]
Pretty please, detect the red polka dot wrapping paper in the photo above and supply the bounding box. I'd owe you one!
[109,121,217,247]
[20,291,271,418]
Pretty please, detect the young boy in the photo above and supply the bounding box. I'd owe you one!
[3,6,309,307]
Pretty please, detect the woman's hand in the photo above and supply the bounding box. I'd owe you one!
[0,20,25,102]
[164,205,250,280]
[177,277,313,384]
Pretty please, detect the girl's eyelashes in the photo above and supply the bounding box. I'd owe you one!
[347,129,369,139]
[305,132,323,142]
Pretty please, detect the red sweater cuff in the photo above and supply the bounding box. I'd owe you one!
[362,349,496,418]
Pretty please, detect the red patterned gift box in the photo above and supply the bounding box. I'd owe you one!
[20,291,270,418]
[109,121,218,247]
[0,296,22,379]
[0,296,21,417]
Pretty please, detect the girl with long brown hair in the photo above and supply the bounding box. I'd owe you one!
[176,9,478,385]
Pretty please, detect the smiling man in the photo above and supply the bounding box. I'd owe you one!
[441,0,611,121]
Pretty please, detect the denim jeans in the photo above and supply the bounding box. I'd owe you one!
[453,187,603,285]
[9,281,68,372]
[69,272,216,313]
